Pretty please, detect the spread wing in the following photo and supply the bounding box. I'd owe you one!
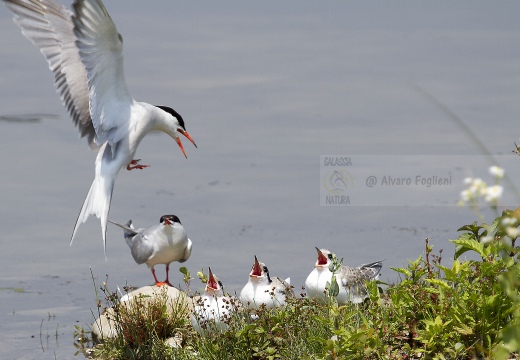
[4,0,96,146]
[72,0,133,147]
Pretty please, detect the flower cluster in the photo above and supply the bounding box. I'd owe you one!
[501,216,520,240]
[458,166,504,208]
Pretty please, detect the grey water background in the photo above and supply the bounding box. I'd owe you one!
[1,1,520,358]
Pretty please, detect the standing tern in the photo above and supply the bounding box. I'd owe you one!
[3,0,197,252]
[109,215,192,287]
[305,247,383,304]
[191,268,238,335]
[240,256,292,309]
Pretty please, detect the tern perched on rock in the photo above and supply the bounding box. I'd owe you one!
[305,247,383,304]
[110,215,192,287]
[191,268,238,335]
[240,256,292,309]
[3,0,197,253]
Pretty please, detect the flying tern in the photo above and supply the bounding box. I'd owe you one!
[3,0,197,252]
[109,215,192,287]
[305,247,383,304]
[240,256,292,309]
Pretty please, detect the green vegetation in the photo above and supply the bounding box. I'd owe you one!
[75,209,519,359]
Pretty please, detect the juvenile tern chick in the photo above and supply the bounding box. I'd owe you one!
[3,0,197,253]
[240,256,292,309]
[110,215,192,287]
[305,247,383,304]
[191,268,237,335]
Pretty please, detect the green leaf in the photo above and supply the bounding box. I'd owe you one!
[451,237,485,259]
[457,222,484,236]
[489,216,501,235]
[179,266,189,276]
[452,259,461,274]
[391,267,411,277]
[454,323,473,335]
[327,276,340,298]
[425,278,451,290]
[501,323,520,352]
[196,268,207,283]
[485,294,499,307]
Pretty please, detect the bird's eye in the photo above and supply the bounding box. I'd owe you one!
[263,266,268,273]
[218,280,223,287]
[327,254,333,260]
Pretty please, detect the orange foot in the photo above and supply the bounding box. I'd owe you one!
[127,159,150,170]
[155,281,173,287]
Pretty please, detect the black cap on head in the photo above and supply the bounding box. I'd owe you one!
[160,215,181,224]
[155,105,185,129]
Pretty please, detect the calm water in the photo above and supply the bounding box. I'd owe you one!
[1,1,520,359]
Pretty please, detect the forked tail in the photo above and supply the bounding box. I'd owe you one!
[70,176,114,255]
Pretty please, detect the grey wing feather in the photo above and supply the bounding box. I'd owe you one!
[339,261,383,288]
[4,0,96,147]
[129,233,154,264]
[359,260,384,279]
[72,0,133,147]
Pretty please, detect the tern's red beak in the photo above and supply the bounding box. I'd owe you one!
[163,217,172,225]
[176,130,197,159]
[315,247,328,267]
[250,255,263,277]
[207,267,219,291]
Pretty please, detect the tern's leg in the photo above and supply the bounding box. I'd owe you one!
[164,264,173,287]
[126,159,150,171]
[151,266,162,286]
[151,266,170,287]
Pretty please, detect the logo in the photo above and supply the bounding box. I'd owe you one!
[322,169,353,194]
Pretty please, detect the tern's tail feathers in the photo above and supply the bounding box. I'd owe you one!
[108,219,138,239]
[360,260,385,279]
[71,177,114,254]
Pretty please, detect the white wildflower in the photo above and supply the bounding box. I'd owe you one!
[489,166,505,179]
[467,178,487,197]
[460,189,473,202]
[460,177,489,204]
[484,185,503,203]
[501,217,517,226]
[506,226,520,239]
[480,235,494,245]
[472,178,485,187]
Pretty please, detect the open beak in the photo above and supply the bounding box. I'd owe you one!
[175,137,187,159]
[315,247,328,267]
[207,267,219,291]
[176,130,197,159]
[250,255,263,277]
[163,217,172,226]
